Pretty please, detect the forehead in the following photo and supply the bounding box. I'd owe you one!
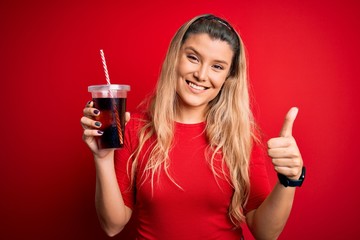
[181,33,233,63]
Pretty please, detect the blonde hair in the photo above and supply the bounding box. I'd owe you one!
[130,14,258,226]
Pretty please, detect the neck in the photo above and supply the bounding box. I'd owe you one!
[175,106,206,124]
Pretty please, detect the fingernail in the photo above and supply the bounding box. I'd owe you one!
[97,130,103,135]
[95,121,101,127]
[93,110,100,115]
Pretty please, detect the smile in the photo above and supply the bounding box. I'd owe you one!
[186,80,209,90]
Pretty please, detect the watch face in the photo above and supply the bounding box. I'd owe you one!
[301,166,306,179]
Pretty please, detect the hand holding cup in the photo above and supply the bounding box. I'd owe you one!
[81,100,130,159]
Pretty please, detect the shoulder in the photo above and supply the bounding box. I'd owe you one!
[127,111,150,129]
[250,139,268,167]
[130,110,148,119]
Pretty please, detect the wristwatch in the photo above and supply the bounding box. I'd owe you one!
[278,166,306,187]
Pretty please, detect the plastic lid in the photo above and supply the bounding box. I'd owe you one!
[88,84,130,92]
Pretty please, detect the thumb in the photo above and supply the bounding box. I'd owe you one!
[280,107,299,137]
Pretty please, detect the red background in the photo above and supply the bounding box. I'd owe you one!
[1,0,359,239]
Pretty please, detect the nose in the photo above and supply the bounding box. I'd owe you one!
[194,65,208,82]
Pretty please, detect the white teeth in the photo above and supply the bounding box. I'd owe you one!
[188,82,206,90]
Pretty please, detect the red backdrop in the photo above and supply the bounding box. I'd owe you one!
[1,0,359,239]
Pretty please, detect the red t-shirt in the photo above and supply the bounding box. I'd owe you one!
[115,113,270,239]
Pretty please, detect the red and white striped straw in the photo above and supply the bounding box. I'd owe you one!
[100,49,111,85]
[99,49,123,145]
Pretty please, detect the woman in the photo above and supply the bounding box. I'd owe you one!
[81,14,304,239]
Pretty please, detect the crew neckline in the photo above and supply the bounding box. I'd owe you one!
[175,121,206,128]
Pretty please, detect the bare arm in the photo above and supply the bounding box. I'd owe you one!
[81,101,132,236]
[94,153,132,236]
[246,108,303,239]
[246,183,296,239]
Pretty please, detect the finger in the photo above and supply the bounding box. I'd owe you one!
[271,157,302,168]
[268,147,299,159]
[85,100,94,108]
[125,112,131,124]
[274,166,302,179]
[83,129,103,137]
[80,116,102,129]
[280,107,298,137]
[267,137,293,149]
[83,107,100,117]
[82,129,103,145]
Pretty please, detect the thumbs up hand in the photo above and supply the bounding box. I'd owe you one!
[267,107,303,180]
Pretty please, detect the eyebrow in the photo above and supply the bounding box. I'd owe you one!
[183,46,230,66]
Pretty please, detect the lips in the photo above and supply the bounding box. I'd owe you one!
[185,80,209,90]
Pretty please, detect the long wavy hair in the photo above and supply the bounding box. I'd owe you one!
[130,14,258,226]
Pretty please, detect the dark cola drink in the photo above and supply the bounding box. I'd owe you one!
[93,97,127,149]
[88,84,130,149]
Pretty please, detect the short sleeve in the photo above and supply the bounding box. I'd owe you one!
[114,114,142,210]
[244,142,271,215]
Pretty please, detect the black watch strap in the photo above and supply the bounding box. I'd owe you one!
[278,166,306,187]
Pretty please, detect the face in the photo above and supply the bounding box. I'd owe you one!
[176,33,234,117]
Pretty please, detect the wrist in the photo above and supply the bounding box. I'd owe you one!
[94,151,115,165]
[278,166,306,187]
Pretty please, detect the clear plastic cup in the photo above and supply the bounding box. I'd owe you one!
[88,84,130,149]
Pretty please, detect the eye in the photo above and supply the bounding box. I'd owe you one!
[213,64,224,70]
[187,54,199,62]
